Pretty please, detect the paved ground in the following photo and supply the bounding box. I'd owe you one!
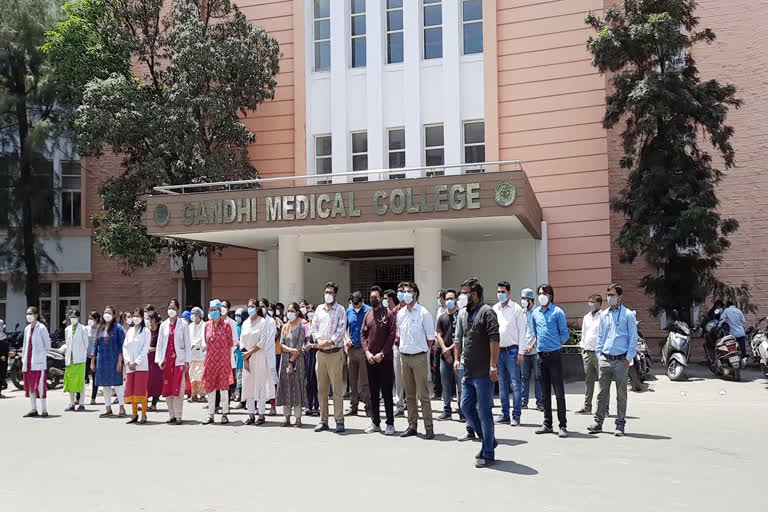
[2,364,766,512]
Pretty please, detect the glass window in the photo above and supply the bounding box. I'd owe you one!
[314,0,331,71]
[425,124,444,176]
[386,0,404,64]
[39,282,52,328]
[351,132,368,182]
[58,282,81,330]
[388,128,406,179]
[351,0,366,68]
[464,121,485,173]
[462,0,483,55]
[60,160,81,227]
[315,135,332,184]
[424,0,442,59]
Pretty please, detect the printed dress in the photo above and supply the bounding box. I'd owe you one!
[276,324,307,408]
[202,321,235,392]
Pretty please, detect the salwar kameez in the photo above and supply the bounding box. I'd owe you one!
[94,324,126,408]
[161,323,185,420]
[203,320,234,416]
[147,328,162,406]
[276,324,307,418]
[240,317,274,416]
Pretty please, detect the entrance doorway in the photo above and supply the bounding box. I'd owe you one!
[350,259,413,296]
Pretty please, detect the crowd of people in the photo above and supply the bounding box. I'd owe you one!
[13,278,640,468]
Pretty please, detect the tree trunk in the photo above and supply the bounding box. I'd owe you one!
[182,257,195,309]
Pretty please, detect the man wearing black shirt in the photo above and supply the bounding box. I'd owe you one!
[436,288,463,421]
[455,278,500,468]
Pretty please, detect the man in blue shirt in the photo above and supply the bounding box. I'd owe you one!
[531,283,570,437]
[345,291,372,416]
[588,283,637,437]
[719,301,747,360]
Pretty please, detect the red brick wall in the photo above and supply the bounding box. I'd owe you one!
[208,247,259,306]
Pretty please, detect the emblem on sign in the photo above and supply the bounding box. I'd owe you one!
[494,181,517,207]
[153,204,171,226]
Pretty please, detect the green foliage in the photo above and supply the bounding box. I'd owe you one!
[585,1,753,315]
[44,0,280,277]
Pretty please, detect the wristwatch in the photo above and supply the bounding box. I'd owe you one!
[490,365,497,372]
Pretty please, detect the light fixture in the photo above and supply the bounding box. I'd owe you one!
[483,234,493,238]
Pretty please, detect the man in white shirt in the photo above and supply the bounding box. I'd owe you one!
[396,282,436,439]
[578,294,603,414]
[492,281,527,426]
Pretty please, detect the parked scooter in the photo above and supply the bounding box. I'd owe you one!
[661,313,692,380]
[747,316,768,377]
[628,322,651,391]
[703,311,742,381]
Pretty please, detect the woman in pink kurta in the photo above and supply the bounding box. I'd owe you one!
[202,300,234,424]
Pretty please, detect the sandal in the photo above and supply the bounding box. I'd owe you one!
[139,416,148,424]
[127,416,138,424]
[174,418,183,425]
[166,418,176,424]
[294,420,302,428]
[99,410,113,418]
[281,418,291,427]
[221,415,229,424]
[245,415,256,425]
[255,416,266,426]
[202,416,215,425]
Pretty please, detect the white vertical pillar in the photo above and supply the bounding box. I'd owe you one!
[403,0,423,178]
[278,235,304,304]
[366,1,384,179]
[413,228,442,316]
[443,0,462,174]
[330,0,349,183]
[536,221,549,287]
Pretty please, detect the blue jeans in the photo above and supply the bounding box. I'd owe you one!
[440,358,461,414]
[461,375,496,460]
[498,346,522,421]
[521,353,543,407]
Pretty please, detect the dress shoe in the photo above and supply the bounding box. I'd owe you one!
[314,422,329,432]
[458,431,476,442]
[365,423,381,434]
[425,428,435,440]
[399,427,418,438]
[535,426,554,434]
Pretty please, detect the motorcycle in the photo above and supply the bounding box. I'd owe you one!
[8,324,66,390]
[703,313,742,381]
[661,319,692,381]
[628,324,651,391]
[747,316,768,377]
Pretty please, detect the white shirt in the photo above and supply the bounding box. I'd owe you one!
[189,321,206,362]
[64,322,90,365]
[581,310,602,351]
[123,326,151,373]
[156,318,192,366]
[493,301,527,348]
[396,303,435,355]
[22,322,51,372]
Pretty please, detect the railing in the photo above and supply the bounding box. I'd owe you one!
[152,160,524,195]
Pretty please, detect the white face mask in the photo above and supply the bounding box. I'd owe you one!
[403,292,414,305]
[144,315,150,324]
[607,296,619,307]
[324,293,334,304]
[538,294,550,306]
[287,311,297,322]
[382,298,389,309]
[87,319,95,327]
[132,316,142,326]
[300,307,307,315]
[261,307,267,315]
[167,309,177,318]
[103,313,113,323]
[26,314,35,324]
[127,317,134,325]
[520,299,529,309]
[70,317,79,325]
[457,294,469,309]
[221,307,229,316]
[268,310,274,317]
[308,312,315,320]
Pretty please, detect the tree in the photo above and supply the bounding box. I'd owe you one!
[0,0,64,311]
[585,0,753,315]
[44,0,280,307]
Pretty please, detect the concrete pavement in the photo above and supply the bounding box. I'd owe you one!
[1,364,766,512]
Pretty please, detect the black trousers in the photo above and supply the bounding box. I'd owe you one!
[538,349,567,429]
[367,358,394,426]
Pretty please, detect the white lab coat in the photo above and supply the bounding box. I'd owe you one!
[22,322,51,372]
[156,318,192,366]
[123,326,151,373]
[188,321,206,362]
[64,323,90,366]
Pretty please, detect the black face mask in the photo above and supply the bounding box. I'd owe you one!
[370,297,380,308]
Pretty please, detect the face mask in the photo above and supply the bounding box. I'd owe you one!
[300,307,307,315]
[261,307,267,316]
[287,311,297,322]
[70,317,79,325]
[520,299,529,309]
[497,292,508,303]
[192,314,200,323]
[26,314,35,323]
[370,297,381,308]
[397,291,404,302]
[88,319,95,327]
[248,307,257,317]
[308,312,315,320]
[167,309,177,318]
[403,292,414,305]
[127,317,134,325]
[324,293,334,304]
[538,294,549,306]
[457,294,468,309]
[268,310,274,317]
[221,307,229,316]
[588,303,596,312]
[607,296,619,307]
[103,313,113,323]
[144,315,150,324]
[445,299,456,310]
[235,316,242,324]
[209,310,220,320]
[382,298,389,308]
[132,317,142,325]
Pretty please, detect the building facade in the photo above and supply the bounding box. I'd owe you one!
[2,0,766,339]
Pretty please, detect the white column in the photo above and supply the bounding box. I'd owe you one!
[278,235,304,304]
[330,0,349,183]
[535,221,549,287]
[366,0,385,179]
[403,0,423,178]
[443,0,462,174]
[413,228,442,317]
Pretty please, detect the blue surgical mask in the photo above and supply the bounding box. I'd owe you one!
[397,291,404,301]
[209,310,220,320]
[235,316,242,324]
[403,292,414,305]
[446,299,456,310]
[248,307,257,317]
[497,292,508,303]
[588,302,596,312]
[607,296,619,307]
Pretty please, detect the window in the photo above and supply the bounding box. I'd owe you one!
[0,281,6,323]
[39,282,52,328]
[386,0,404,64]
[57,282,81,330]
[388,128,406,179]
[60,160,81,227]
[315,135,332,184]
[314,0,331,71]
[351,132,368,182]
[424,0,442,59]
[351,0,366,68]
[425,124,444,176]
[462,0,482,55]
[464,121,485,173]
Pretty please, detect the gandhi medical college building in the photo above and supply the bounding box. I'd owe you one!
[3,1,766,340]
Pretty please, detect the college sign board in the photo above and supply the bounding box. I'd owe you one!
[143,171,542,239]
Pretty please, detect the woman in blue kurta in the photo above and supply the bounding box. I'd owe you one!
[92,305,127,417]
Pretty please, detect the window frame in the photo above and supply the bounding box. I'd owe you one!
[59,160,82,227]
[386,0,404,64]
[424,123,445,177]
[461,0,483,55]
[313,0,331,72]
[387,128,406,180]
[423,0,443,60]
[351,0,366,68]
[57,282,82,330]
[351,131,368,182]
[463,120,485,173]
[314,134,332,185]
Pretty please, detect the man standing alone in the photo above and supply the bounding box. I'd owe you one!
[577,294,602,415]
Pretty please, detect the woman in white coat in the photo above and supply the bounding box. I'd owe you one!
[123,307,151,424]
[22,306,51,418]
[63,309,90,411]
[156,298,191,425]
[240,299,274,425]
